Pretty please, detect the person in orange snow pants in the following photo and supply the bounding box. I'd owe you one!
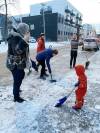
[72,65,87,110]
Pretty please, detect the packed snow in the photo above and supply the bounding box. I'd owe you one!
[0,42,100,133]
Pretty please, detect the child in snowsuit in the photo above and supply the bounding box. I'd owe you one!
[72,65,87,110]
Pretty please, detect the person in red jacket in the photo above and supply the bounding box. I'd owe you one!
[36,33,47,72]
[72,65,87,110]
[37,33,45,53]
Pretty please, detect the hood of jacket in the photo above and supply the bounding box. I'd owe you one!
[7,30,22,41]
[75,65,85,76]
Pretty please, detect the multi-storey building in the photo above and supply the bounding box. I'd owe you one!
[83,24,93,38]
[92,24,100,36]
[22,0,82,41]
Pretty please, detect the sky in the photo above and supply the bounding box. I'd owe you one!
[19,0,100,24]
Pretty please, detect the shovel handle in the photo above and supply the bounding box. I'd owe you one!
[50,74,52,80]
[85,54,88,61]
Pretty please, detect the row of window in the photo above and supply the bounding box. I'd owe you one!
[58,30,76,36]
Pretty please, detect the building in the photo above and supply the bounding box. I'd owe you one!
[83,24,93,38]
[22,0,82,41]
[92,24,100,36]
[0,13,5,41]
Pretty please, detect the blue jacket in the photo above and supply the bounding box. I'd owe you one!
[36,48,53,73]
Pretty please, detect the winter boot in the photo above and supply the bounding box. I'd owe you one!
[40,75,46,80]
[72,106,81,111]
[14,97,25,103]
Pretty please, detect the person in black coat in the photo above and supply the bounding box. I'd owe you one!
[36,48,58,80]
[6,23,31,103]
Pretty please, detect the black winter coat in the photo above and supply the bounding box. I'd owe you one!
[6,31,29,70]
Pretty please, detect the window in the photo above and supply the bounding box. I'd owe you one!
[84,39,96,42]
[30,24,35,30]
[58,30,60,35]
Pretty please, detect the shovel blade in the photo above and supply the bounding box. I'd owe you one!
[50,79,57,83]
[55,102,62,107]
[85,61,90,69]
[55,96,67,107]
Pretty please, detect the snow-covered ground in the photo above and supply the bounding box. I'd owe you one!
[0,41,70,53]
[0,42,100,133]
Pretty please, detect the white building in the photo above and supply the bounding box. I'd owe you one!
[83,24,93,38]
[29,0,82,41]
[30,0,82,17]
[92,24,100,35]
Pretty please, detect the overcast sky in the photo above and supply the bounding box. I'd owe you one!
[19,0,100,24]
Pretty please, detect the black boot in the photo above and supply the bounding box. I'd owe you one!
[44,73,49,77]
[19,90,22,92]
[14,97,25,103]
[40,75,46,80]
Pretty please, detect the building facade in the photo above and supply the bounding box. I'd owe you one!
[23,13,58,41]
[92,24,100,36]
[0,13,5,41]
[82,24,100,38]
[26,0,82,41]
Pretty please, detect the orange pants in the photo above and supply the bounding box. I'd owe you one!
[74,89,86,109]
[74,98,84,109]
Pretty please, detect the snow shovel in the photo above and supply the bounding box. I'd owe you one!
[50,74,56,83]
[55,87,75,107]
[85,54,90,70]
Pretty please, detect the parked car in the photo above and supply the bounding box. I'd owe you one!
[29,37,36,43]
[82,38,99,51]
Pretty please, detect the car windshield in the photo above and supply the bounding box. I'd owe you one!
[84,39,96,42]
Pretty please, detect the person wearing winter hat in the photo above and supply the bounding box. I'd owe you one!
[72,64,87,110]
[6,23,31,103]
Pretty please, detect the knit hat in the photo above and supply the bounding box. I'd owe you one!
[40,33,45,36]
[17,23,29,37]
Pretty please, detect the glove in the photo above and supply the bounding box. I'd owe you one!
[74,81,80,87]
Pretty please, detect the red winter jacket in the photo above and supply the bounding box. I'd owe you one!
[75,65,87,100]
[37,37,45,53]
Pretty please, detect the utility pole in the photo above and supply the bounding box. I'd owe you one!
[41,3,46,40]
